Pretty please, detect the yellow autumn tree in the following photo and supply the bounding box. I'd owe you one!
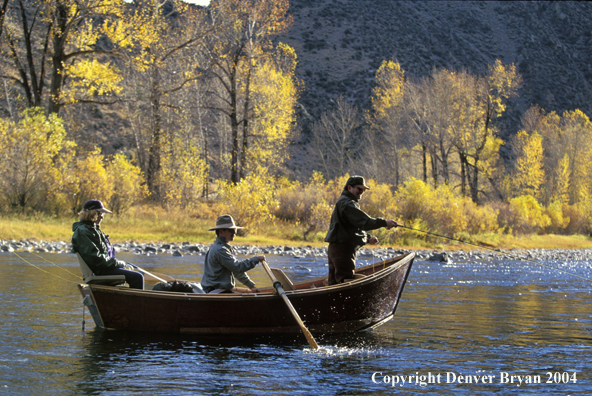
[103,0,206,198]
[518,106,562,205]
[217,172,279,233]
[203,0,293,183]
[560,109,592,204]
[157,136,209,209]
[0,0,127,114]
[372,60,406,115]
[106,153,149,215]
[246,43,299,175]
[366,60,408,186]
[552,154,570,204]
[64,147,113,214]
[455,60,522,203]
[0,108,75,213]
[512,130,544,199]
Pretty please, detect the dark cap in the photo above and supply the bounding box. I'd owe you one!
[344,175,370,190]
[83,199,112,214]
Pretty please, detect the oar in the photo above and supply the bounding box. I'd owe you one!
[261,260,319,350]
[127,263,174,283]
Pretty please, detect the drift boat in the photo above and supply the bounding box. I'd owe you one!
[78,252,414,334]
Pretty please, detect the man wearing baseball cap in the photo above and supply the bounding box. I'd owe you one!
[200,215,265,293]
[324,176,398,285]
[72,199,144,289]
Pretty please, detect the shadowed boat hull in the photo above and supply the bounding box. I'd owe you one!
[78,252,414,334]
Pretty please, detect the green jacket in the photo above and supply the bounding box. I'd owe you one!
[324,190,387,249]
[72,220,123,274]
[201,236,259,291]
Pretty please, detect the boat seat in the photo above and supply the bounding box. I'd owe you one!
[271,268,296,291]
[76,253,126,286]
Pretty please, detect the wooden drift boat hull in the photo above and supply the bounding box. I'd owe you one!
[78,252,415,334]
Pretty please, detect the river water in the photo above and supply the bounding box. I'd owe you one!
[0,250,590,395]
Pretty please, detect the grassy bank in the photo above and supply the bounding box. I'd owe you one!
[2,204,592,250]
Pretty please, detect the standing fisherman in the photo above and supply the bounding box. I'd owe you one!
[324,176,398,285]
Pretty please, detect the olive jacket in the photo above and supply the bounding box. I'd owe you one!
[72,220,124,275]
[324,190,388,250]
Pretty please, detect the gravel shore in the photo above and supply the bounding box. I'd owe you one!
[3,239,592,263]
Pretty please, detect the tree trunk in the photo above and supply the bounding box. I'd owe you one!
[422,143,428,183]
[229,66,240,183]
[147,67,162,198]
[239,65,253,179]
[460,152,467,197]
[48,3,68,115]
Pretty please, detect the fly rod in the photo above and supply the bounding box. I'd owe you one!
[397,224,592,282]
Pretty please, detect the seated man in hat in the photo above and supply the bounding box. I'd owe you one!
[72,199,144,289]
[324,175,399,285]
[201,214,265,294]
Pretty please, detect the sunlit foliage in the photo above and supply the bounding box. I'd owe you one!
[217,172,279,234]
[508,195,551,235]
[106,153,148,215]
[157,136,209,209]
[0,108,75,213]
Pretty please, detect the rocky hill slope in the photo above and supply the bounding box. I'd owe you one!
[278,0,592,144]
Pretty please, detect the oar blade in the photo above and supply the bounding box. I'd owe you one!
[262,261,319,350]
[279,293,319,349]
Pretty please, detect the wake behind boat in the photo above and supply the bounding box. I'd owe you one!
[78,252,415,334]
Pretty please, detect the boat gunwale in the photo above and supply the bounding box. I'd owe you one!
[80,252,415,302]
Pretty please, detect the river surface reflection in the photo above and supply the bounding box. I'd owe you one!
[0,250,590,395]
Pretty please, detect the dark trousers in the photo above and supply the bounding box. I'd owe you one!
[101,267,144,290]
[327,243,357,285]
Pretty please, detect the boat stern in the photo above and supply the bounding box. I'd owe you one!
[78,284,105,329]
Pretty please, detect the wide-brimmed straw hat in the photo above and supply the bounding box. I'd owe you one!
[208,214,244,231]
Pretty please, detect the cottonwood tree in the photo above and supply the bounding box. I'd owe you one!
[199,0,292,183]
[245,43,298,175]
[310,96,361,180]
[365,60,409,187]
[0,108,75,212]
[408,69,475,189]
[518,106,563,204]
[112,0,207,198]
[453,60,522,203]
[522,106,592,206]
[510,130,545,199]
[559,110,592,204]
[0,0,126,116]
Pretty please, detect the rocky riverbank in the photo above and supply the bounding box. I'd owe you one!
[3,238,592,263]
